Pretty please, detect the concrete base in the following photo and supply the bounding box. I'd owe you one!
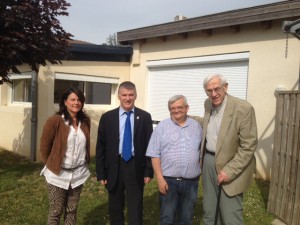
[272,219,286,225]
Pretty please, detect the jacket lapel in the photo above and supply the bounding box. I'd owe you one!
[133,108,140,137]
[112,108,120,143]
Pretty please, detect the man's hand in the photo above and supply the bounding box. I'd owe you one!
[157,178,168,195]
[100,180,107,186]
[217,170,230,185]
[144,177,152,184]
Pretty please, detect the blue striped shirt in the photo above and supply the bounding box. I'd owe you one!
[119,107,135,155]
[146,117,202,179]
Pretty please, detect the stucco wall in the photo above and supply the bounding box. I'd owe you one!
[0,61,130,160]
[0,105,32,156]
[128,20,300,180]
[1,20,299,181]
[0,65,33,157]
[36,61,131,161]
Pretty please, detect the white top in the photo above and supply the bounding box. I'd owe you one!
[40,119,90,190]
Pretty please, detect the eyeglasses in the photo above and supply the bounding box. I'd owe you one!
[169,106,186,112]
[205,85,224,95]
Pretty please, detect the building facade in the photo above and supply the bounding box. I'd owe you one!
[0,1,299,181]
[0,43,132,161]
[117,1,300,180]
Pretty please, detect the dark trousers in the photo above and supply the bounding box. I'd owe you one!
[108,157,144,225]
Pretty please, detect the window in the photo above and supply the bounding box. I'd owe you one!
[147,52,249,120]
[10,73,32,103]
[85,82,111,104]
[55,73,118,105]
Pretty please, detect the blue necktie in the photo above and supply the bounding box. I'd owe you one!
[122,111,132,161]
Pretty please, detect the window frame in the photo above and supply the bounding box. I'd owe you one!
[55,73,119,106]
[9,72,33,105]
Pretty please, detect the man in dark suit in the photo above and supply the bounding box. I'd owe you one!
[96,81,153,225]
[200,74,258,225]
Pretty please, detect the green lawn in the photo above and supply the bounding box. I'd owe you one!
[0,149,275,225]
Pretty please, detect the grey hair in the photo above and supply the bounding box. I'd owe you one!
[168,95,188,108]
[203,74,228,89]
[118,81,136,95]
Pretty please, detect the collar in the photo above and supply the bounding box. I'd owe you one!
[61,114,81,127]
[119,107,135,116]
[171,116,189,127]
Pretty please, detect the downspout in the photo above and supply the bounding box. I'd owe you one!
[282,18,300,40]
[282,18,300,89]
[30,71,38,161]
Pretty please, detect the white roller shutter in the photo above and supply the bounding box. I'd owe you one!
[147,52,249,121]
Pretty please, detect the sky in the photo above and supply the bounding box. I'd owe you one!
[59,0,285,45]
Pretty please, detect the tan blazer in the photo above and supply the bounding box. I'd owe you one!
[200,94,258,196]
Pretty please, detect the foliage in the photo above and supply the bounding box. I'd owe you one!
[0,0,72,84]
[0,149,275,225]
[106,33,120,46]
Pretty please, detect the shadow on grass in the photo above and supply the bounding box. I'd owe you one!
[143,186,203,225]
[81,188,203,225]
[0,151,273,225]
[0,150,43,192]
[80,185,161,225]
[0,149,43,172]
[256,179,271,208]
[81,202,109,225]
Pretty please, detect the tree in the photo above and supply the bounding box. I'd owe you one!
[0,0,73,84]
[106,33,120,46]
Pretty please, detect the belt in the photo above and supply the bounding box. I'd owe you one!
[206,150,215,156]
[164,176,199,182]
[61,163,86,172]
[118,155,135,160]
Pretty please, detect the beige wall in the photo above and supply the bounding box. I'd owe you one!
[0,61,130,159]
[0,65,33,156]
[128,21,300,180]
[1,20,299,181]
[0,104,32,156]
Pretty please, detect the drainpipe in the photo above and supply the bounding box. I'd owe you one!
[282,18,300,40]
[282,18,300,90]
[30,71,38,161]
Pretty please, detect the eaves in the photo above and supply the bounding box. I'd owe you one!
[68,43,133,62]
[117,1,300,44]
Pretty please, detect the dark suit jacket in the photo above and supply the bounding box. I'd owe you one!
[200,95,258,196]
[96,107,154,191]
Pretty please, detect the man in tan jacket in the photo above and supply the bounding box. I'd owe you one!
[200,74,257,225]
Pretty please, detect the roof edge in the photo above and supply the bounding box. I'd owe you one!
[118,1,300,44]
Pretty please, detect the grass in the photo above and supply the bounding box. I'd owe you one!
[0,149,275,225]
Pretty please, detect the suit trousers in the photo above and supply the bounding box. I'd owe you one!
[202,154,243,225]
[108,157,144,225]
